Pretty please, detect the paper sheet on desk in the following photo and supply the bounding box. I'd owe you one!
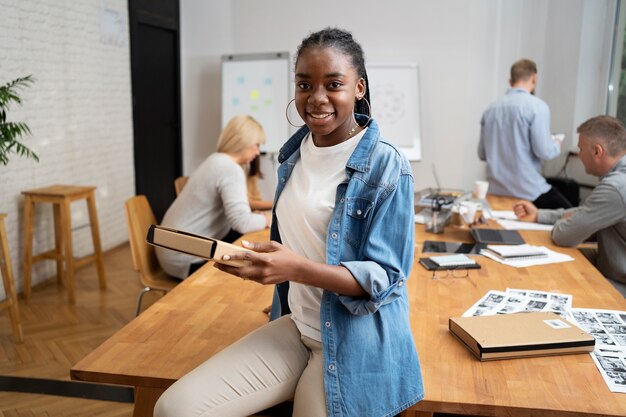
[481,247,574,267]
[496,219,554,231]
[567,308,626,393]
[484,210,554,231]
[484,210,517,220]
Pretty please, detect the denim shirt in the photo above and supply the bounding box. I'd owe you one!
[271,117,424,416]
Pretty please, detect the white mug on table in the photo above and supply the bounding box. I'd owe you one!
[473,180,489,200]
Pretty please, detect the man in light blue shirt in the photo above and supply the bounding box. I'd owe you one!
[478,59,570,208]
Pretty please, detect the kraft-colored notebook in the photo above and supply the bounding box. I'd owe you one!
[449,312,595,361]
[146,224,252,267]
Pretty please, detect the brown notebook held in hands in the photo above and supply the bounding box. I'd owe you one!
[449,312,595,361]
[146,225,252,267]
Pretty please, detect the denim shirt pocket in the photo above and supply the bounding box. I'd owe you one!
[344,197,374,248]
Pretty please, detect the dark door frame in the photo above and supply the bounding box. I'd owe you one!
[128,0,182,220]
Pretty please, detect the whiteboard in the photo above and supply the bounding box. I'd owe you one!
[366,63,422,160]
[221,52,290,153]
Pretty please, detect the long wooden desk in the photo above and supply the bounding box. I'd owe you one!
[407,195,626,416]
[71,198,626,416]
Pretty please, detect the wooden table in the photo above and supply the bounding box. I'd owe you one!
[406,195,626,416]
[71,230,274,417]
[71,200,626,416]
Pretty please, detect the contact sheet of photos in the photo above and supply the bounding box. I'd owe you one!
[567,308,626,393]
[461,288,572,318]
[461,289,626,393]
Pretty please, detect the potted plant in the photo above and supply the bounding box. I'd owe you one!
[0,75,38,165]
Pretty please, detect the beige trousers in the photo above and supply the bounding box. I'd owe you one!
[153,315,327,417]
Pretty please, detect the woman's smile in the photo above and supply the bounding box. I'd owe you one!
[294,46,365,146]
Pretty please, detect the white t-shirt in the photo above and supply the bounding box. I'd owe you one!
[276,129,365,341]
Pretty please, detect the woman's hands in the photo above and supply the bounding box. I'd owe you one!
[215,240,305,285]
[217,240,367,297]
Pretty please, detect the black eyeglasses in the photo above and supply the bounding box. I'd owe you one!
[432,267,468,279]
[431,267,476,286]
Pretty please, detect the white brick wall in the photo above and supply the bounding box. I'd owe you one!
[0,0,135,298]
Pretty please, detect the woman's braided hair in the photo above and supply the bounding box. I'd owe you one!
[296,27,371,123]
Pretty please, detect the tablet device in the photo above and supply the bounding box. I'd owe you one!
[422,240,486,254]
[146,225,252,267]
[470,228,525,245]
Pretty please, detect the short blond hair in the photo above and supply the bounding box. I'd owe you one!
[217,115,266,154]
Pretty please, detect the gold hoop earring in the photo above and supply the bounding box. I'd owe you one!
[285,98,305,128]
[355,97,372,127]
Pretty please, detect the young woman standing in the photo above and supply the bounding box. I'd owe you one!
[154,27,423,417]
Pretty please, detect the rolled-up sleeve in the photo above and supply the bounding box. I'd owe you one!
[338,173,415,315]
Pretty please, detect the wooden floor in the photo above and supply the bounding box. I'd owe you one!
[0,243,159,416]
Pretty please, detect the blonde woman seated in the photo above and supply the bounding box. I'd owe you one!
[156,115,272,279]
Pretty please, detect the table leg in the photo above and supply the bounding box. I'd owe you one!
[133,386,165,417]
[86,192,106,290]
[53,204,64,285]
[21,195,34,300]
[0,217,23,342]
[60,199,75,303]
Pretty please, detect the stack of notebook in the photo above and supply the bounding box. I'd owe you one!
[480,244,575,268]
[482,244,548,261]
[419,254,480,270]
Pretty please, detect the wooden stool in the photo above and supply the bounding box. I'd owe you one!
[0,214,24,342]
[22,185,106,303]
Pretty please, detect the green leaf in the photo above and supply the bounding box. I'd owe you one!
[0,75,38,165]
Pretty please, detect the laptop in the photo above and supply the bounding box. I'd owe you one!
[471,228,525,245]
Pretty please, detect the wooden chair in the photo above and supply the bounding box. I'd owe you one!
[174,176,189,196]
[125,196,179,316]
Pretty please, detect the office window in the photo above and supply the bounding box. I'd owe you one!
[617,27,626,123]
[609,1,626,121]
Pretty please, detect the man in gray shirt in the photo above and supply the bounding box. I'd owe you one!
[514,115,626,296]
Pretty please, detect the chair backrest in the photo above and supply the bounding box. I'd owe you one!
[174,176,189,196]
[125,195,178,290]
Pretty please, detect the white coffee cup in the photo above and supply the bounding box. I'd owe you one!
[473,180,489,200]
[460,201,481,225]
